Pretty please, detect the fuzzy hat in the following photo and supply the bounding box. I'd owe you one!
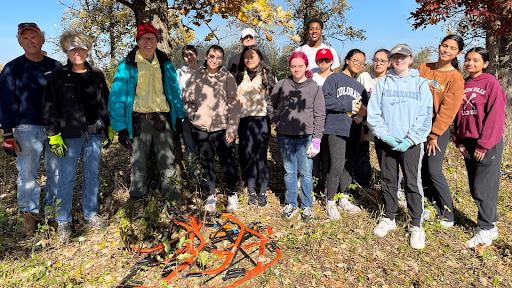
[136,21,159,42]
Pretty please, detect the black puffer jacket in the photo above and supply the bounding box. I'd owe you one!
[42,61,110,139]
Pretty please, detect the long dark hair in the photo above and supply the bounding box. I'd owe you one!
[439,34,464,70]
[203,44,224,67]
[235,45,277,94]
[342,49,366,71]
[465,47,489,72]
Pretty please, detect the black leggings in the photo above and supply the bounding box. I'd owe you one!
[325,135,359,201]
[192,127,237,195]
[238,116,270,194]
[423,128,453,220]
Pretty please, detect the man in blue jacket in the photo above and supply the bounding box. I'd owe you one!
[109,22,184,211]
[0,23,61,236]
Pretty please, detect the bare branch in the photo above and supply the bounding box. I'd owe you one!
[115,0,134,11]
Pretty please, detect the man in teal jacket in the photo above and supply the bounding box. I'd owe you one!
[109,22,184,206]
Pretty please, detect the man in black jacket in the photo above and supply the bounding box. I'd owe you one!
[227,28,271,75]
[0,23,62,237]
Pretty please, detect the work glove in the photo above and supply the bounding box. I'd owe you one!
[118,129,132,150]
[2,134,20,157]
[392,138,413,152]
[383,135,402,149]
[48,133,67,157]
[174,118,183,138]
[102,126,114,149]
[306,138,321,158]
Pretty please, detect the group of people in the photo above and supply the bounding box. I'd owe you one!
[0,19,506,250]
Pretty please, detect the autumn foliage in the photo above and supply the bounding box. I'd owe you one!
[410,0,512,37]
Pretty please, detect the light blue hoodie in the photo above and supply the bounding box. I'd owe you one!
[367,69,432,145]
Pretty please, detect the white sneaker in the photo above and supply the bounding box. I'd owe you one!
[373,217,396,237]
[410,226,426,249]
[422,210,432,221]
[397,190,407,208]
[301,207,314,222]
[326,200,341,220]
[226,194,238,213]
[281,204,299,219]
[339,197,361,214]
[440,220,454,228]
[467,226,499,248]
[204,195,217,212]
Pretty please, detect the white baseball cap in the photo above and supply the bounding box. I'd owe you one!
[241,28,256,38]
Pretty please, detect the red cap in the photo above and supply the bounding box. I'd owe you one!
[17,22,41,36]
[136,21,159,42]
[316,48,333,60]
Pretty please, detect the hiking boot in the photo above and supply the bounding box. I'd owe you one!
[410,225,426,249]
[339,197,361,214]
[281,204,299,220]
[439,219,454,228]
[257,194,268,208]
[58,222,72,242]
[397,190,407,208]
[248,193,258,206]
[373,217,396,237]
[85,215,107,230]
[226,194,238,213]
[21,211,36,237]
[205,195,217,212]
[326,200,341,220]
[467,226,499,248]
[301,207,314,222]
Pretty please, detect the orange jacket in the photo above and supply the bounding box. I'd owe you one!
[419,63,464,139]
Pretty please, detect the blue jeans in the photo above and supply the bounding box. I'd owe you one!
[277,133,313,208]
[14,124,58,214]
[55,134,102,224]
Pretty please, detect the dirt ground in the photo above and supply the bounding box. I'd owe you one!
[0,130,511,287]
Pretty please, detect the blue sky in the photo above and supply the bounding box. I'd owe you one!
[0,0,449,65]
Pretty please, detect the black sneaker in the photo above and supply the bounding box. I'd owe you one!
[248,193,257,206]
[257,194,268,208]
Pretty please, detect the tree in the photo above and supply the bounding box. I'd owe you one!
[412,46,433,69]
[409,0,512,101]
[115,0,294,56]
[284,0,366,46]
[60,0,136,67]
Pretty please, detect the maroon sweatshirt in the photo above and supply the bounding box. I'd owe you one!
[452,73,507,153]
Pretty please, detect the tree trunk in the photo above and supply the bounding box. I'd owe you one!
[133,0,173,55]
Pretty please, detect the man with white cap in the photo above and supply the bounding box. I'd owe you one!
[0,23,62,237]
[227,28,271,75]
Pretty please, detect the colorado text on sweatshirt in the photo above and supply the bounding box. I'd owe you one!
[322,72,369,138]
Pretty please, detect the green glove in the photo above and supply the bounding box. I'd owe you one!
[48,133,67,157]
[102,126,114,149]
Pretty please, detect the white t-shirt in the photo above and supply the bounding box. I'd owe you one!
[312,72,329,87]
[295,43,340,73]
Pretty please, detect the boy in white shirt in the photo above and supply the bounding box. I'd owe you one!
[295,18,340,73]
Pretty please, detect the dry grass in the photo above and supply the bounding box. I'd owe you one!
[0,132,511,287]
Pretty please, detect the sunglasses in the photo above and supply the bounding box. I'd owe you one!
[18,23,38,29]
